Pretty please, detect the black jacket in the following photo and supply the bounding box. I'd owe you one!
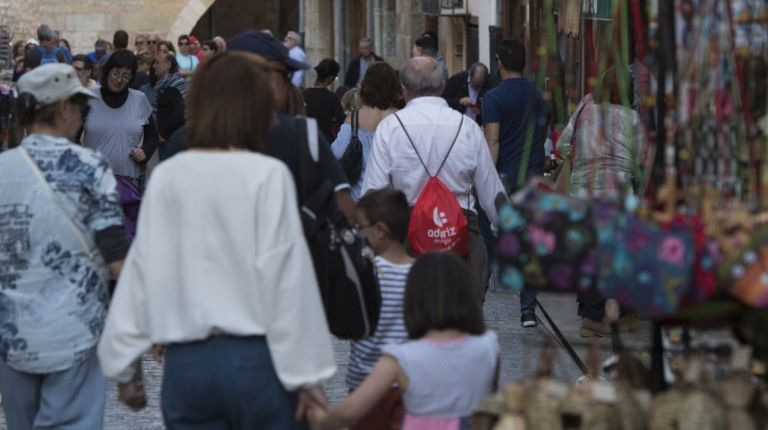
[156,87,186,141]
[441,70,496,125]
[344,54,385,88]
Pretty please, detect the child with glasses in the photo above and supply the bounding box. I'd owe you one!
[347,188,414,429]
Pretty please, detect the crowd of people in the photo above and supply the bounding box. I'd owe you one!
[0,21,647,430]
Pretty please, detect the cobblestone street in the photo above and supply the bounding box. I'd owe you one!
[0,290,651,429]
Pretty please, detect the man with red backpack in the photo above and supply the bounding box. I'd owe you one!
[362,56,506,304]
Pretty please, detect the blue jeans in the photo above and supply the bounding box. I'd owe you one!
[0,352,106,430]
[477,201,537,314]
[162,335,306,430]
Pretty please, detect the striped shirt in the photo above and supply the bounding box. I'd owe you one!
[346,257,412,389]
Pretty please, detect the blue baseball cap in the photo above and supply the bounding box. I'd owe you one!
[228,30,310,72]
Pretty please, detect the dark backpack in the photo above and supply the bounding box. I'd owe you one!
[339,109,363,184]
[294,116,381,340]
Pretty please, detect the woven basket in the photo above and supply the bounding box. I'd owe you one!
[474,391,509,430]
[615,381,648,430]
[493,414,528,430]
[649,388,685,430]
[717,373,757,430]
[649,386,727,430]
[522,378,569,430]
[473,383,528,430]
[560,381,621,430]
[677,388,727,430]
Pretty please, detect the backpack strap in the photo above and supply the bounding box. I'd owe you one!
[296,116,321,203]
[394,113,464,179]
[435,115,463,177]
[351,109,359,139]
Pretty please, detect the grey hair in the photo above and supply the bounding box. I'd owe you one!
[400,57,444,97]
[359,37,373,46]
[37,25,54,42]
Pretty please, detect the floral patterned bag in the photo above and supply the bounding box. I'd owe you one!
[496,184,597,294]
[593,202,696,318]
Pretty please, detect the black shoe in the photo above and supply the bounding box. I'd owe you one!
[521,313,537,328]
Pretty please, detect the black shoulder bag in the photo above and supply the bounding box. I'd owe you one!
[339,109,363,184]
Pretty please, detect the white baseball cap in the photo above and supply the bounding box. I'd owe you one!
[17,63,95,107]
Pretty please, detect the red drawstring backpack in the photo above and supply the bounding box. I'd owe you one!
[394,114,469,257]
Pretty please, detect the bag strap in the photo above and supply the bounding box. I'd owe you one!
[394,113,464,178]
[567,100,589,162]
[17,146,98,261]
[296,116,321,204]
[351,109,359,139]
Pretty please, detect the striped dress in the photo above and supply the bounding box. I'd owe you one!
[346,257,412,389]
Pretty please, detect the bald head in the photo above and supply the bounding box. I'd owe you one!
[400,57,444,100]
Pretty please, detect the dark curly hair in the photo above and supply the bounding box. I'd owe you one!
[360,62,401,110]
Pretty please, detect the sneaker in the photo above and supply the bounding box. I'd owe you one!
[521,313,537,328]
[579,318,609,338]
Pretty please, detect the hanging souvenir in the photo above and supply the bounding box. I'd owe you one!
[718,226,768,308]
[496,183,597,295]
[593,201,696,318]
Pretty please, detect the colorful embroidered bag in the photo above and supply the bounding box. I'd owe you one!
[593,202,696,318]
[495,184,597,294]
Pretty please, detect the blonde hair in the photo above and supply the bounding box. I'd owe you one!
[341,88,362,115]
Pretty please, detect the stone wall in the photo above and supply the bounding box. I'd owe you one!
[0,0,215,55]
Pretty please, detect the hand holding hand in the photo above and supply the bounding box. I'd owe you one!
[118,381,147,411]
[307,403,329,430]
[151,345,166,363]
[294,385,328,422]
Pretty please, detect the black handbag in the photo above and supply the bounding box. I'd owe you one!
[339,109,363,184]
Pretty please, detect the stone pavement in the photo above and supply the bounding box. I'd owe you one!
[0,290,651,429]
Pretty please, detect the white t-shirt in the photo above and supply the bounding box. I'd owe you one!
[175,53,199,73]
[82,89,153,179]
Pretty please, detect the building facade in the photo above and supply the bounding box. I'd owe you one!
[1,0,520,85]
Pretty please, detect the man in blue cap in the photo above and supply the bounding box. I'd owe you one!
[163,31,355,222]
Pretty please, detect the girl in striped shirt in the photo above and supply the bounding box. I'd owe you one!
[348,188,414,429]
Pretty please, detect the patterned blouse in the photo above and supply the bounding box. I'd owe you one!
[556,94,648,197]
[0,134,123,373]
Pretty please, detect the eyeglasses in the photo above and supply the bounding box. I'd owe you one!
[109,69,133,83]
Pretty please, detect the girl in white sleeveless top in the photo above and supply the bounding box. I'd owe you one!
[308,252,500,430]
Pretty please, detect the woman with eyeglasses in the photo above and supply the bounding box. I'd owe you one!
[176,34,199,78]
[82,50,159,240]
